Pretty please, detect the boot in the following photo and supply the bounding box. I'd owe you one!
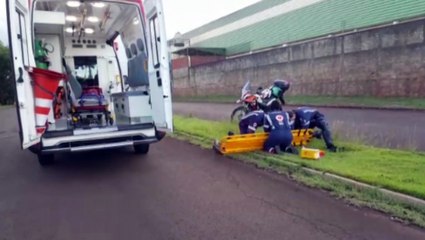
[285,145,299,155]
[327,145,338,152]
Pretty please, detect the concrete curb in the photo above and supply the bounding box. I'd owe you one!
[174,132,425,209]
[174,121,425,208]
[301,167,425,208]
[242,152,425,208]
[174,132,425,211]
[210,139,425,208]
[245,153,425,208]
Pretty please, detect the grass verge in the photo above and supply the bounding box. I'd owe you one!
[172,115,425,227]
[174,95,237,103]
[287,96,425,109]
[173,95,425,109]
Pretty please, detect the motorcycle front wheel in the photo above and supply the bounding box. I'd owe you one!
[230,106,249,122]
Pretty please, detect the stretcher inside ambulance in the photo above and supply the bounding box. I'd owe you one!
[6,0,172,165]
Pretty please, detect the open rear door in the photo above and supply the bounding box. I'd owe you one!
[6,0,40,148]
[144,0,173,132]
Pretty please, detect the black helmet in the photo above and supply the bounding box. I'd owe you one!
[256,86,263,95]
[273,79,290,92]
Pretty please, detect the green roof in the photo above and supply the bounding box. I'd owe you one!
[185,0,290,38]
[185,0,425,55]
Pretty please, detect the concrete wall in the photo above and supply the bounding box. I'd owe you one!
[172,56,225,69]
[172,19,425,97]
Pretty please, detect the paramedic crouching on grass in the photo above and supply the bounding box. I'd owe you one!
[263,101,294,154]
[238,110,264,134]
[288,107,339,152]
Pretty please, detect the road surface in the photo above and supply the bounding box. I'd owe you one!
[0,107,424,239]
[173,102,425,151]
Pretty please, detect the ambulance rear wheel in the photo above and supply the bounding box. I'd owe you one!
[134,144,149,154]
[37,154,55,166]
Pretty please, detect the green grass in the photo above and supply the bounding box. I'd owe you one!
[172,115,425,227]
[173,115,425,199]
[173,95,425,109]
[287,95,425,109]
[174,95,238,103]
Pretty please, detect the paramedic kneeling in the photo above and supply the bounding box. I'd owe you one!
[263,101,293,154]
[239,110,264,134]
[289,107,338,152]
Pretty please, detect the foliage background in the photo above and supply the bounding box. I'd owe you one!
[0,41,14,105]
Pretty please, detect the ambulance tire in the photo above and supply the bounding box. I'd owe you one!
[37,154,55,166]
[134,144,149,154]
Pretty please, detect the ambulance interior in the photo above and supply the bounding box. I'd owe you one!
[33,0,153,134]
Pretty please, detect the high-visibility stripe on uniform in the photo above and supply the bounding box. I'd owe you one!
[265,114,274,130]
[240,111,262,120]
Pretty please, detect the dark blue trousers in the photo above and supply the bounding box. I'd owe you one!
[310,113,335,148]
[264,130,293,153]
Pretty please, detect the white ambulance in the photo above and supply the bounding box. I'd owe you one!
[6,0,173,165]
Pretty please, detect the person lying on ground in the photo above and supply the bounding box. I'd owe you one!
[288,107,339,152]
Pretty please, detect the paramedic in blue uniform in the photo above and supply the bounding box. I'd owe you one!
[289,107,338,152]
[239,110,264,134]
[263,101,294,154]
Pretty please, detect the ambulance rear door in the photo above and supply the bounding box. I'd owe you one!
[6,0,40,148]
[144,0,173,131]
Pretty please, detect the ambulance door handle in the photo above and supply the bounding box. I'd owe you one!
[17,67,24,83]
[156,70,162,87]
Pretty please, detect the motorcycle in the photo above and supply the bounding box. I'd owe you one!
[230,81,262,122]
[230,79,289,122]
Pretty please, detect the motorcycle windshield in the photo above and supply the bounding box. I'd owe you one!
[241,81,251,99]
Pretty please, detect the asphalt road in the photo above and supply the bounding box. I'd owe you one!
[173,102,425,151]
[0,107,424,239]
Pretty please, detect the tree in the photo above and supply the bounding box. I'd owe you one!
[0,41,15,105]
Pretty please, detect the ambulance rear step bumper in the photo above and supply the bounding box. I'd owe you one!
[35,128,166,154]
[40,136,159,154]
